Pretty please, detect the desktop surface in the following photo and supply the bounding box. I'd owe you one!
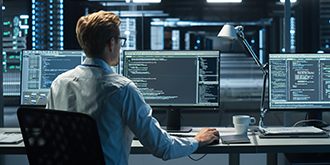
[1,127,330,155]
[2,127,330,165]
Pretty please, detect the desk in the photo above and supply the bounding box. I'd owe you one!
[1,127,330,165]
[256,134,330,153]
[255,131,330,165]
[131,127,257,154]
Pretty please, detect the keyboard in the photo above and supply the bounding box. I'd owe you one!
[0,133,23,144]
[260,126,325,135]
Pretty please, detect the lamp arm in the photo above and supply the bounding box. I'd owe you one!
[259,71,268,129]
[241,37,267,74]
[260,72,268,114]
[242,35,269,129]
[235,26,267,74]
[235,26,268,129]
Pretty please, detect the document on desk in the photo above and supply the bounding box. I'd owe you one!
[221,134,250,144]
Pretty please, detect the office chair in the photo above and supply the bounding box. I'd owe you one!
[17,107,106,165]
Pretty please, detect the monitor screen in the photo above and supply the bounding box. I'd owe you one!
[21,50,86,105]
[123,50,220,108]
[269,53,330,110]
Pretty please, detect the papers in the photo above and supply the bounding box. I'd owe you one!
[221,134,250,144]
[0,132,23,144]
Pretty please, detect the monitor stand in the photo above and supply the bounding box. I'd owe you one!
[307,111,323,128]
[164,108,192,133]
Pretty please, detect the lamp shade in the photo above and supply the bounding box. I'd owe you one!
[217,24,237,40]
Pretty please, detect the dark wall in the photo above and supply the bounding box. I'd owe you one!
[294,0,320,53]
[4,0,330,128]
[63,1,86,49]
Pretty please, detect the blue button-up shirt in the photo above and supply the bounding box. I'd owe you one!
[46,58,199,165]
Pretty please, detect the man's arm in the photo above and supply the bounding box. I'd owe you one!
[122,85,193,160]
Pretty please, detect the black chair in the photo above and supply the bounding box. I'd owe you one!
[17,107,106,165]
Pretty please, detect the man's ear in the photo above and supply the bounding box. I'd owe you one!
[107,38,115,52]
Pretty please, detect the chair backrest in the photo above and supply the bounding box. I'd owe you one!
[17,107,106,165]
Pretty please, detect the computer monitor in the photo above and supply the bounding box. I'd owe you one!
[268,53,330,125]
[21,50,86,106]
[123,50,220,131]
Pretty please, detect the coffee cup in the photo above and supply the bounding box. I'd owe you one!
[232,115,256,135]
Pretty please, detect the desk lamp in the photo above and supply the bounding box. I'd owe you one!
[217,24,268,130]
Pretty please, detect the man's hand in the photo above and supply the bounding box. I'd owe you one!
[194,127,220,147]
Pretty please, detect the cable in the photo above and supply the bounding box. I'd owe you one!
[188,153,208,161]
[293,119,329,127]
[304,112,309,120]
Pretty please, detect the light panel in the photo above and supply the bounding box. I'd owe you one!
[206,0,242,3]
[132,0,161,3]
[280,0,297,3]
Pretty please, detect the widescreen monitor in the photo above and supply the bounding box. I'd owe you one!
[269,53,330,111]
[123,50,220,132]
[21,50,86,105]
[123,50,220,108]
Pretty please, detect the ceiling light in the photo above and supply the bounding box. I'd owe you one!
[132,0,161,3]
[280,0,297,3]
[206,0,242,3]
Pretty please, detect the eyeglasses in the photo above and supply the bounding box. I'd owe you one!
[111,36,127,47]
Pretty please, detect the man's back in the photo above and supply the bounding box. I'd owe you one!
[47,58,199,165]
[47,58,136,164]
[53,10,218,165]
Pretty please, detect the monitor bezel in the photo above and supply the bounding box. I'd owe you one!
[268,53,330,112]
[123,50,221,109]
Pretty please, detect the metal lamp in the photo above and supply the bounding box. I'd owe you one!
[217,24,268,129]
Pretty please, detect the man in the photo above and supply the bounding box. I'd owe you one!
[163,27,172,50]
[47,10,219,165]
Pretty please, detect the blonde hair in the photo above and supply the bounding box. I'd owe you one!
[76,10,121,57]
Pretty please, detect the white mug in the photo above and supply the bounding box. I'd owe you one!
[232,115,256,135]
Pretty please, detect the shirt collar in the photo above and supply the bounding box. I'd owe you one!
[82,58,114,72]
